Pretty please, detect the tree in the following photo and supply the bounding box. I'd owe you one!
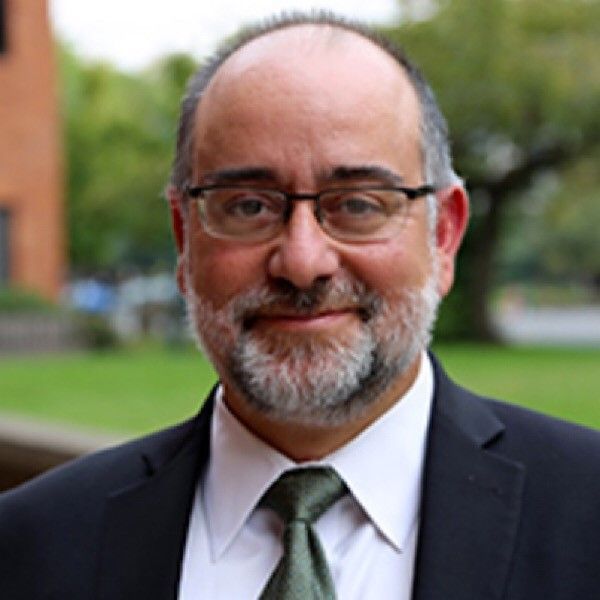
[500,150,600,291]
[58,46,197,274]
[385,0,600,339]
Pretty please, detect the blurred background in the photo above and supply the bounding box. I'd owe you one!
[0,0,599,487]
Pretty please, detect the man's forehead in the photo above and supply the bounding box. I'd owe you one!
[191,22,423,184]
[207,23,408,93]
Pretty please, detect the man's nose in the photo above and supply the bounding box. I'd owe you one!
[267,202,341,289]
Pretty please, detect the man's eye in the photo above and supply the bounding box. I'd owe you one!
[335,195,385,216]
[225,196,272,218]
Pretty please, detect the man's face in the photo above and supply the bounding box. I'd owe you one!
[176,28,460,426]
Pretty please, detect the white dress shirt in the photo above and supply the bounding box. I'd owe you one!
[179,352,434,599]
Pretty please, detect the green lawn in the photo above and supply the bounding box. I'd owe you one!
[0,344,598,436]
[0,346,217,436]
[433,345,600,430]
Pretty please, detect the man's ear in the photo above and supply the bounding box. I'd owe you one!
[166,185,188,295]
[434,184,469,298]
[167,185,186,254]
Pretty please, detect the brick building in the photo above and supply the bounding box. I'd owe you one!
[0,0,64,300]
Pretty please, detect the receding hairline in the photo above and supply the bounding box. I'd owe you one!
[198,22,417,127]
[206,22,405,83]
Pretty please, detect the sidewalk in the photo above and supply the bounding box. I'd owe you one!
[494,305,600,346]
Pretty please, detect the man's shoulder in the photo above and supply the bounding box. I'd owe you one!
[431,354,600,479]
[483,394,600,486]
[486,393,600,448]
[428,359,600,584]
[0,406,213,598]
[430,358,600,510]
[0,410,207,518]
[432,354,600,445]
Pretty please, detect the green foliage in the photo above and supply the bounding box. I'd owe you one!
[387,0,600,338]
[58,46,198,273]
[500,150,600,283]
[75,314,120,350]
[390,0,600,160]
[0,287,59,313]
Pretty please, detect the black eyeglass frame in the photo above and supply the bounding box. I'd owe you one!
[186,183,436,213]
[183,183,437,241]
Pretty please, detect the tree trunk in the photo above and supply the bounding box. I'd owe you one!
[465,192,506,342]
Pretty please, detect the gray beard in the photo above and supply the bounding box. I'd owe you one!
[185,272,440,427]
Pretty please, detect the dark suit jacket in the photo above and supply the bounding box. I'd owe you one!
[1,356,600,599]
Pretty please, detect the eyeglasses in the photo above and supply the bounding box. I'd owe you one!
[184,184,436,243]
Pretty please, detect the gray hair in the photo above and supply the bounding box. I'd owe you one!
[169,10,460,221]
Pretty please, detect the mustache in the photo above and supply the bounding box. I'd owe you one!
[229,277,382,326]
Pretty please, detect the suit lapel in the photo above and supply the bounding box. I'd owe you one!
[412,358,526,600]
[95,399,214,600]
[93,361,525,599]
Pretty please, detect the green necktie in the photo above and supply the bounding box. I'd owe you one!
[259,467,347,600]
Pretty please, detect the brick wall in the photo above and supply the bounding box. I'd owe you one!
[0,0,64,300]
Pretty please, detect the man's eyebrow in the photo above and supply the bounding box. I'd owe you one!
[201,167,278,185]
[327,165,405,186]
[200,165,405,187]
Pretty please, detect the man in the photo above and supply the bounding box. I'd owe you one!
[1,12,600,600]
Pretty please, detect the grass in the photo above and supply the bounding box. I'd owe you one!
[432,344,600,430]
[0,344,598,436]
[0,345,218,436]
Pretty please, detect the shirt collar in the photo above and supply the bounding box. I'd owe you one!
[326,352,433,551]
[204,352,433,559]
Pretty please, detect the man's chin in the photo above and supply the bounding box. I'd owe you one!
[186,268,440,427]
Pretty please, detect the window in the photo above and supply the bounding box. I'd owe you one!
[0,0,6,53]
[0,208,10,284]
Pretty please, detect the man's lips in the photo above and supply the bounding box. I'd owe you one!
[245,308,360,332]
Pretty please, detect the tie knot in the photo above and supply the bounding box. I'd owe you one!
[260,467,347,525]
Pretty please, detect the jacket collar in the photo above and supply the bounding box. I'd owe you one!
[95,392,215,600]
[95,358,526,600]
[412,355,526,600]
